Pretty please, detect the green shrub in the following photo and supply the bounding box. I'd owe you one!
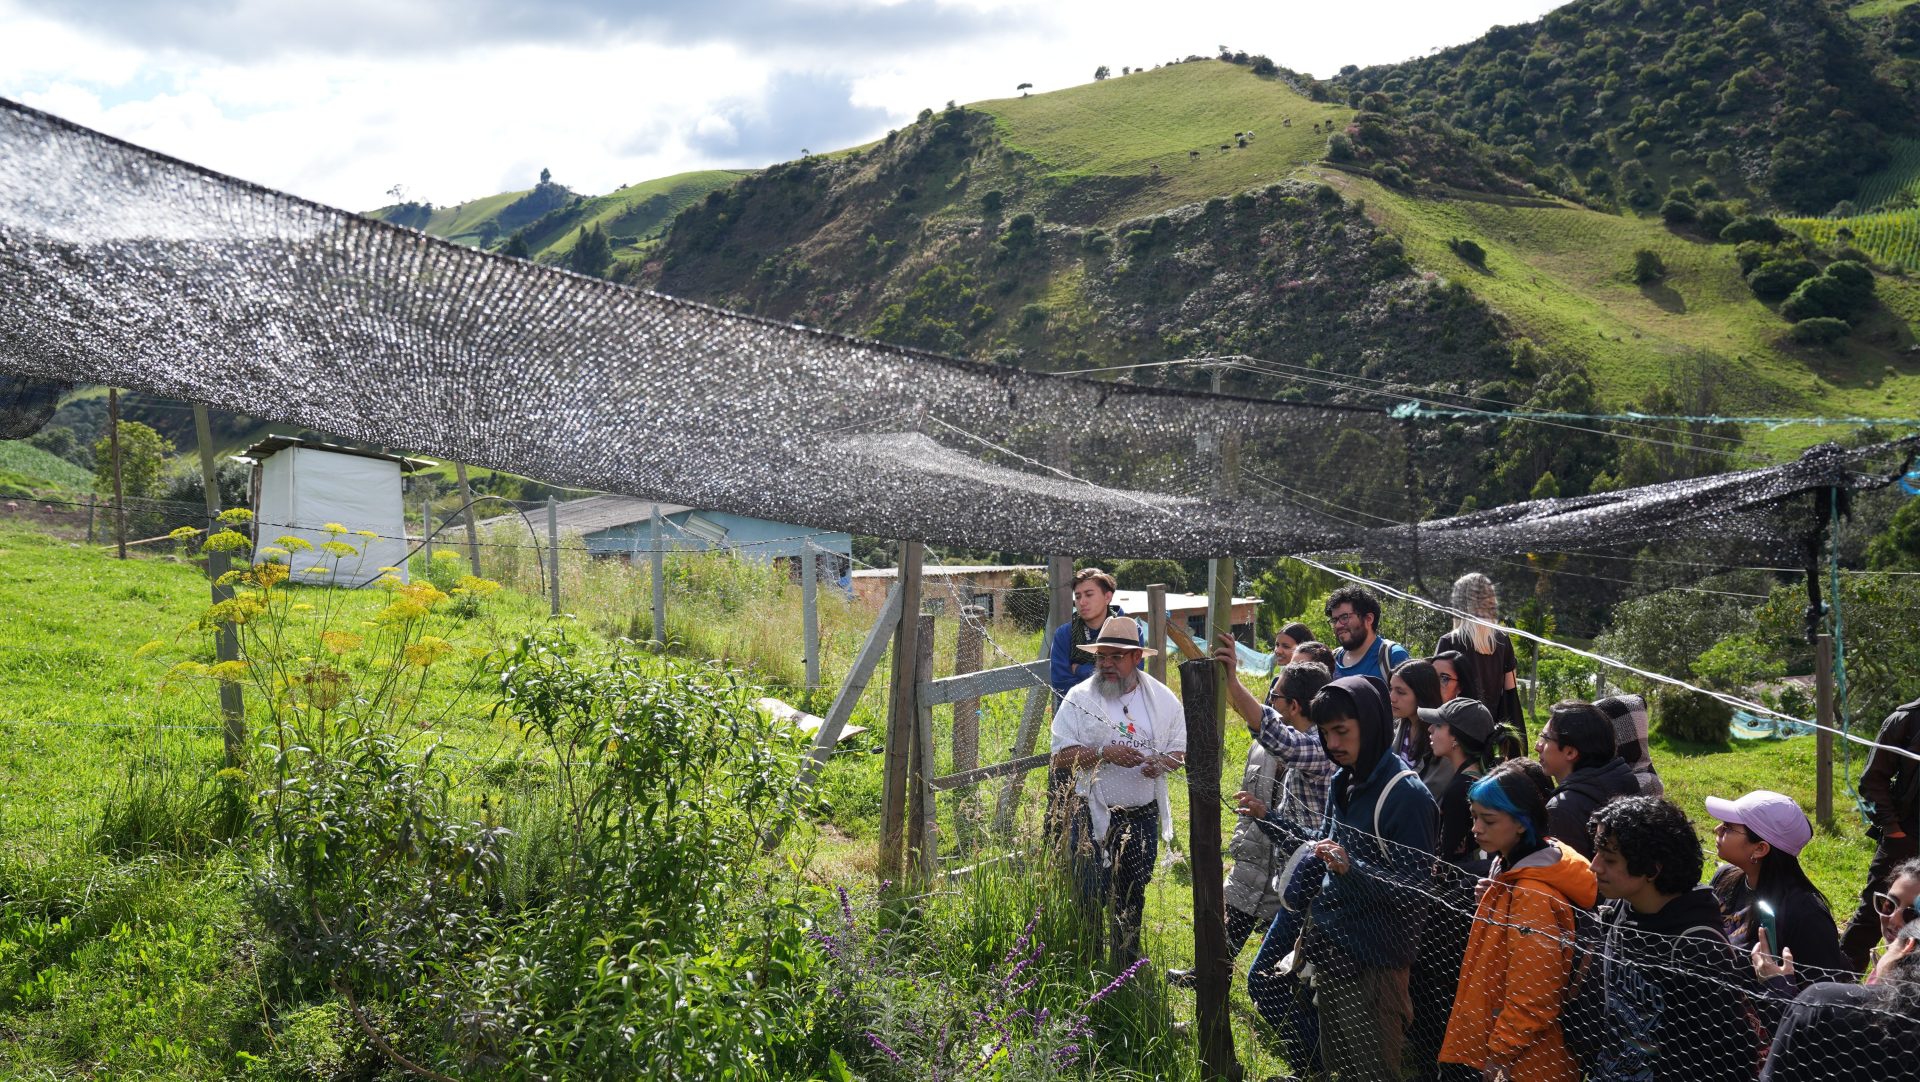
[1112,558,1188,593]
[1631,248,1667,283]
[1659,197,1696,224]
[1653,684,1733,744]
[1747,258,1818,300]
[1789,317,1849,345]
[1448,236,1488,267]
[1720,215,1785,244]
[1006,569,1049,630]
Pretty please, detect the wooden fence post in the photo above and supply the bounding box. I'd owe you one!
[1147,583,1168,684]
[1814,633,1836,827]
[650,508,666,645]
[85,493,95,544]
[455,461,481,577]
[546,495,560,617]
[108,387,126,559]
[907,612,938,884]
[878,541,925,884]
[951,604,986,852]
[992,555,1074,835]
[1181,652,1239,1080]
[802,547,820,689]
[195,403,245,767]
[421,492,435,562]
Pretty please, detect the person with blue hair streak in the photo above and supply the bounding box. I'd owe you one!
[1441,759,1597,1082]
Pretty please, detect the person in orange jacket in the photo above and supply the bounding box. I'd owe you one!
[1440,759,1599,1082]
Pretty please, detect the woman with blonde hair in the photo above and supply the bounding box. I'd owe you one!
[1437,572,1525,743]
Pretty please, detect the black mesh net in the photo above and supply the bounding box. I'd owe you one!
[1,95,1914,561]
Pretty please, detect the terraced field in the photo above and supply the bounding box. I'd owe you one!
[1791,208,1920,272]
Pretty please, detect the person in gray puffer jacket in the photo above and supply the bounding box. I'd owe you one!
[1222,741,1290,955]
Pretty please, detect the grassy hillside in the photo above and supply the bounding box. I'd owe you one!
[367,169,746,265]
[0,440,94,490]
[1851,0,1920,18]
[1317,169,1920,425]
[1789,207,1920,271]
[976,61,1349,225]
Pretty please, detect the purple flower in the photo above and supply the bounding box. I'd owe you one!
[837,885,855,928]
[1083,956,1148,1010]
[864,1032,904,1066]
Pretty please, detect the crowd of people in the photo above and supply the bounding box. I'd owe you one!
[1044,568,1920,1081]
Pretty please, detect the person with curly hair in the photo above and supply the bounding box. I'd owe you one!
[1578,796,1754,1080]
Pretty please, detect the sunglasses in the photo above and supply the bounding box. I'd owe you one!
[1874,892,1920,924]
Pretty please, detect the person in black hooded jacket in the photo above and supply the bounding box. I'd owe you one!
[1583,796,1755,1081]
[1537,701,1638,859]
[1760,920,1920,1082]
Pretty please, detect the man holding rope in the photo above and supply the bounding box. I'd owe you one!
[1050,616,1185,965]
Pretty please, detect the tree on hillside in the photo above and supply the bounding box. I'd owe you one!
[570,225,611,277]
[501,232,531,260]
[1631,248,1666,284]
[92,420,173,501]
[539,167,551,185]
[1094,65,1110,80]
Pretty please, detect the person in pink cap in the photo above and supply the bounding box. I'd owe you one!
[1706,789,1858,999]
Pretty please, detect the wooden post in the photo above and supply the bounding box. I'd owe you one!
[455,461,481,577]
[1814,633,1836,827]
[951,604,986,852]
[992,555,1075,835]
[546,495,560,617]
[420,491,435,562]
[195,403,245,766]
[1181,653,1239,1079]
[85,493,95,544]
[878,540,925,884]
[1147,583,1168,684]
[108,387,126,559]
[907,612,938,883]
[802,547,821,689]
[650,508,666,644]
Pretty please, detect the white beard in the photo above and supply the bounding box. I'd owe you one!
[1094,670,1139,699]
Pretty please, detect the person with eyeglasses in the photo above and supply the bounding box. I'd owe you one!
[1870,857,1920,963]
[1324,585,1409,688]
[1760,918,1920,1082]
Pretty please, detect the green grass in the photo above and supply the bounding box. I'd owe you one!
[1790,207,1920,271]
[0,440,93,490]
[1849,137,1920,211]
[1320,170,1920,445]
[381,170,748,261]
[1849,0,1920,18]
[976,61,1351,225]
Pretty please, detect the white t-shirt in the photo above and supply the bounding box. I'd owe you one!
[1051,680,1180,812]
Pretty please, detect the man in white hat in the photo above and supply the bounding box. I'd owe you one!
[1050,615,1186,962]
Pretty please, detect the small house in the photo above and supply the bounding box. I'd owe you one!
[1114,588,1261,643]
[238,436,429,588]
[851,564,1045,620]
[479,494,853,584]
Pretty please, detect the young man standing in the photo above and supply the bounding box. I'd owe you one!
[1324,586,1409,687]
[1536,700,1637,859]
[1296,675,1437,1081]
[1840,696,1920,972]
[1584,796,1753,1080]
[1049,617,1185,964]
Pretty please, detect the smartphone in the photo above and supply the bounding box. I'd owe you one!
[1756,900,1781,963]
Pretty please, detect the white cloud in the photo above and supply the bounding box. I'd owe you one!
[0,0,1563,210]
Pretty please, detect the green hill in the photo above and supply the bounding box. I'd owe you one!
[1339,0,1918,215]
[367,169,748,266]
[0,439,94,492]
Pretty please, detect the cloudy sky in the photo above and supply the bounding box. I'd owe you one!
[0,0,1562,211]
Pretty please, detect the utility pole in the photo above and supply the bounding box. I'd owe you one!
[195,403,245,765]
[108,387,126,559]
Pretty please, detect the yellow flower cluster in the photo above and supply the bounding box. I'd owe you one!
[201,529,251,554]
[402,636,452,667]
[320,630,364,655]
[377,581,448,624]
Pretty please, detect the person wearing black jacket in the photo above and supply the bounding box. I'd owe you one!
[1839,697,1920,972]
[1582,796,1754,1081]
[1537,701,1638,859]
[1708,789,1859,1002]
[1760,921,1920,1082]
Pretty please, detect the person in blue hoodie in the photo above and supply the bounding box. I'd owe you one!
[1296,675,1440,1081]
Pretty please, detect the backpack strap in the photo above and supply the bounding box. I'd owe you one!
[1373,768,1419,841]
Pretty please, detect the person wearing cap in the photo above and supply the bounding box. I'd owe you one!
[1707,789,1858,1000]
[1839,695,1920,972]
[1536,701,1638,859]
[1049,616,1184,964]
[1421,698,1499,870]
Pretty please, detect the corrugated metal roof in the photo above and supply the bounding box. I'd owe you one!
[236,435,434,472]
[476,494,691,534]
[851,564,1046,578]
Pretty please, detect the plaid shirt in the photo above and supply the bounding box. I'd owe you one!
[1256,705,1335,831]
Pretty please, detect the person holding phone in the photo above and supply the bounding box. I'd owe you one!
[1706,790,1857,1000]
